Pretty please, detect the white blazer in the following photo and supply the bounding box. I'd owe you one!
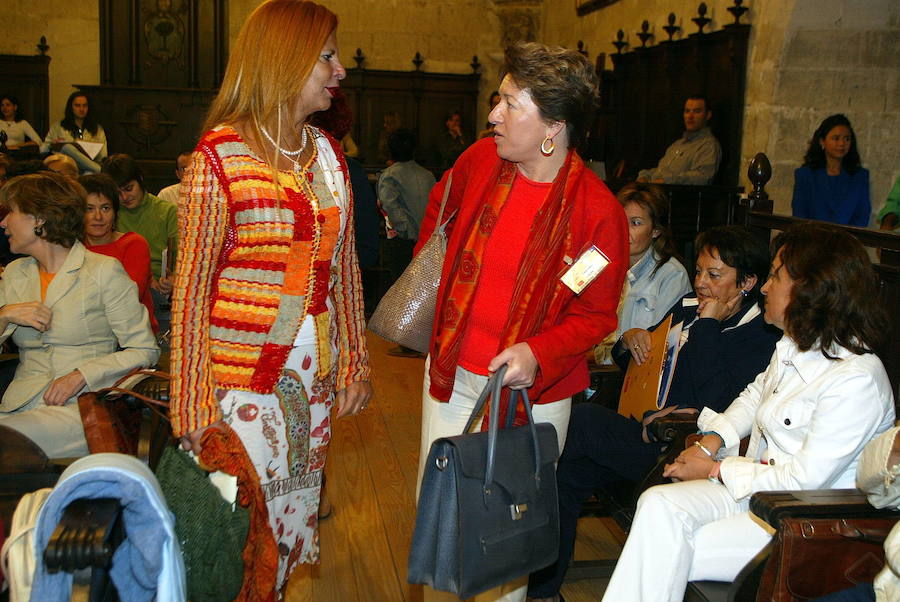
[698,335,895,501]
[0,241,159,413]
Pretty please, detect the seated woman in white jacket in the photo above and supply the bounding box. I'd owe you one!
[604,222,896,602]
[0,172,159,459]
[43,91,108,174]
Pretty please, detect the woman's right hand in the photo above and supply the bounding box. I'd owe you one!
[621,328,652,365]
[179,421,225,454]
[0,302,52,332]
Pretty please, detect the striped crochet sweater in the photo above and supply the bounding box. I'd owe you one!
[169,125,370,436]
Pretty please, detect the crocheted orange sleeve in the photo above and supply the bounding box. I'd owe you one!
[169,143,228,437]
[332,155,371,389]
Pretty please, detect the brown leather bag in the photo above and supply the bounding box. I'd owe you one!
[756,516,892,601]
[77,369,171,457]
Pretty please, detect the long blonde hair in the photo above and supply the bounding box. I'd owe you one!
[203,0,337,151]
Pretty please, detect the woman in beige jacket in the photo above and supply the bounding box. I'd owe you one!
[0,172,158,458]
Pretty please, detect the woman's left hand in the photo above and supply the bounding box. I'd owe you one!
[663,444,717,482]
[43,370,86,406]
[335,381,373,418]
[488,343,538,390]
[698,289,744,322]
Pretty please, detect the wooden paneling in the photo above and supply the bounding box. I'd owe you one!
[99,0,226,90]
[0,50,51,137]
[598,24,751,186]
[75,84,217,193]
[342,68,480,170]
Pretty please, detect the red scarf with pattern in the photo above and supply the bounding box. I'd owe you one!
[431,149,585,426]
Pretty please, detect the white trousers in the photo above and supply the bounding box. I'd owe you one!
[417,357,572,602]
[603,479,774,602]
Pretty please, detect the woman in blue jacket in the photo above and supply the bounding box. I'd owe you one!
[791,114,870,226]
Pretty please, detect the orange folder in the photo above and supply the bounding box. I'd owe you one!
[617,314,673,420]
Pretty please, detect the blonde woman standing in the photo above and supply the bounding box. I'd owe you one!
[170,0,371,593]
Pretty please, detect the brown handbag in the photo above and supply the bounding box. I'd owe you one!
[756,516,892,601]
[77,368,171,458]
[367,173,454,353]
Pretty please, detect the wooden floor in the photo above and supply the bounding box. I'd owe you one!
[286,332,625,601]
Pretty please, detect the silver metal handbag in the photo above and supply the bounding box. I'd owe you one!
[367,173,454,353]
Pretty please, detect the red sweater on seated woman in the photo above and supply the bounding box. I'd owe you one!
[78,174,158,333]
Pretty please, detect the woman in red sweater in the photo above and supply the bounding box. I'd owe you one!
[78,174,158,333]
[415,42,629,601]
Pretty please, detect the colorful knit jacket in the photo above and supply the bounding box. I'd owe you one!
[169,125,370,436]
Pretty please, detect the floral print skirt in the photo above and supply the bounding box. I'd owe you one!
[219,341,335,589]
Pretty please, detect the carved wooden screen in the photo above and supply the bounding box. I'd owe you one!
[596,11,751,186]
[99,0,226,89]
[341,61,481,169]
[0,42,51,138]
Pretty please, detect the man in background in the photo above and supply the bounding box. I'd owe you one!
[638,95,721,185]
[378,128,435,358]
[157,150,193,205]
[102,154,178,339]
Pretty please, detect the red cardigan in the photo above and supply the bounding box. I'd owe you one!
[417,139,628,403]
[86,231,158,333]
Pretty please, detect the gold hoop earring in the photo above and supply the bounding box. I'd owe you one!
[540,136,555,156]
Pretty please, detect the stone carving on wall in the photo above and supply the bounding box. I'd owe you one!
[143,0,186,67]
[122,104,177,151]
[499,8,539,46]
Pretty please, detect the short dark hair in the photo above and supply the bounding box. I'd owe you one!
[501,42,599,149]
[695,225,769,302]
[0,172,86,247]
[617,182,679,276]
[685,95,711,113]
[78,173,120,215]
[102,154,143,189]
[387,128,417,162]
[771,223,886,356]
[802,113,862,174]
[444,110,461,122]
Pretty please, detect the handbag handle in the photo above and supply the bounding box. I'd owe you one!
[434,171,454,229]
[95,368,171,422]
[460,365,544,496]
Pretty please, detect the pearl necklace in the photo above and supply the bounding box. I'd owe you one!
[261,124,307,157]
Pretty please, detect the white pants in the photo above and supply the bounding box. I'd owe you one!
[603,479,774,602]
[418,357,572,602]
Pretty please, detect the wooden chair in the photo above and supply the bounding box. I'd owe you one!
[37,373,173,601]
[0,425,66,535]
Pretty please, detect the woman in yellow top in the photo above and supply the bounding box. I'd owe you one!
[171,0,372,592]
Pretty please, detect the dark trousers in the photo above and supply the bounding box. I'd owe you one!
[812,583,876,601]
[383,236,415,287]
[527,403,665,597]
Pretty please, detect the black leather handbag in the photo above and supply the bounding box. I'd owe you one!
[408,366,560,598]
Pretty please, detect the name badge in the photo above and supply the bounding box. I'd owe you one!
[561,245,609,295]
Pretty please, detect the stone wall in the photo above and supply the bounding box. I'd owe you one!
[543,0,900,223]
[0,0,100,131]
[230,0,509,135]
[4,1,896,223]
